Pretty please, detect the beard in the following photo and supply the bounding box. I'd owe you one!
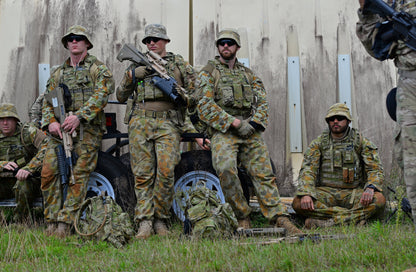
[329,123,349,135]
[219,49,237,60]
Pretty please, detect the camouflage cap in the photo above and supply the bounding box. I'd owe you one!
[61,25,93,50]
[0,103,20,121]
[141,24,170,44]
[216,28,241,47]
[325,103,352,122]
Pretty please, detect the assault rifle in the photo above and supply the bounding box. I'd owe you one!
[116,44,187,106]
[364,0,416,51]
[240,233,354,246]
[236,227,286,237]
[45,85,75,202]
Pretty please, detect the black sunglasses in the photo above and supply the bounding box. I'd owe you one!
[144,37,162,44]
[327,115,347,122]
[66,35,86,42]
[217,39,237,47]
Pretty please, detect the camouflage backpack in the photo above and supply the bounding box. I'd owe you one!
[74,194,134,248]
[180,182,238,238]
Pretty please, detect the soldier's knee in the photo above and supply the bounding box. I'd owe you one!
[292,196,302,212]
[373,192,386,209]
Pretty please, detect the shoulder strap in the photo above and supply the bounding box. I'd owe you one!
[201,62,221,90]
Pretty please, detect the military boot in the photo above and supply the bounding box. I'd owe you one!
[154,219,170,236]
[45,223,57,236]
[304,218,335,229]
[276,216,304,236]
[237,217,251,229]
[55,222,71,238]
[135,220,153,239]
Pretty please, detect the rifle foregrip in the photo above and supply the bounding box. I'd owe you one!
[56,144,69,185]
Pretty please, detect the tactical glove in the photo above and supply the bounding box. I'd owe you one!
[133,66,152,80]
[237,119,255,139]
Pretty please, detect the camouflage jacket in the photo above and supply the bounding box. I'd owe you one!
[42,54,115,130]
[0,122,49,173]
[356,0,416,70]
[196,57,268,133]
[296,128,384,198]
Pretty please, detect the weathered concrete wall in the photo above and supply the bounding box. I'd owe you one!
[0,0,397,194]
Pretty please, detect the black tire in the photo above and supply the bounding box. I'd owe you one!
[105,139,130,158]
[92,151,136,216]
[174,150,216,180]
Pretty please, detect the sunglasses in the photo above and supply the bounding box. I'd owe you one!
[327,115,347,122]
[144,37,162,44]
[67,35,86,42]
[217,39,237,47]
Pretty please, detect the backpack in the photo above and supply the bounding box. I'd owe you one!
[179,181,238,238]
[74,194,135,248]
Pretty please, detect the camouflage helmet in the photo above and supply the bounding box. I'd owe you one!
[325,103,352,122]
[0,103,20,121]
[216,28,241,47]
[61,25,93,50]
[141,24,170,44]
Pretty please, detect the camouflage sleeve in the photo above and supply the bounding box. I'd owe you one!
[196,70,235,133]
[41,70,60,130]
[250,75,269,129]
[20,124,49,173]
[296,138,322,198]
[29,93,44,128]
[116,63,137,103]
[361,137,384,191]
[75,64,115,122]
[356,8,383,59]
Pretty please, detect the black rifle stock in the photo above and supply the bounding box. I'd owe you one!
[116,44,187,106]
[364,0,416,51]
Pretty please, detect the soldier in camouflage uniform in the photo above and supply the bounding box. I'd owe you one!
[356,0,416,231]
[292,103,386,228]
[117,24,205,239]
[41,25,115,237]
[0,103,48,222]
[196,29,303,235]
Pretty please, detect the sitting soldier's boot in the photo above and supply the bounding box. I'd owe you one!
[135,220,153,239]
[154,219,170,236]
[55,222,71,238]
[276,216,304,236]
[45,223,57,236]
[237,217,251,230]
[304,218,335,229]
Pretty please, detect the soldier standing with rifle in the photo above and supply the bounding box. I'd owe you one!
[41,25,114,238]
[356,0,416,230]
[196,29,303,235]
[116,24,206,239]
[0,103,48,222]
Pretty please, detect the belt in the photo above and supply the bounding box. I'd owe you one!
[399,69,416,79]
[132,108,171,119]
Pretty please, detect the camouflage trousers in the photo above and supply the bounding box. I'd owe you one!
[128,115,181,223]
[0,176,41,219]
[292,186,386,224]
[396,72,416,230]
[41,128,101,224]
[211,130,287,220]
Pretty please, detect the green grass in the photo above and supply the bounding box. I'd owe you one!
[0,214,415,272]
